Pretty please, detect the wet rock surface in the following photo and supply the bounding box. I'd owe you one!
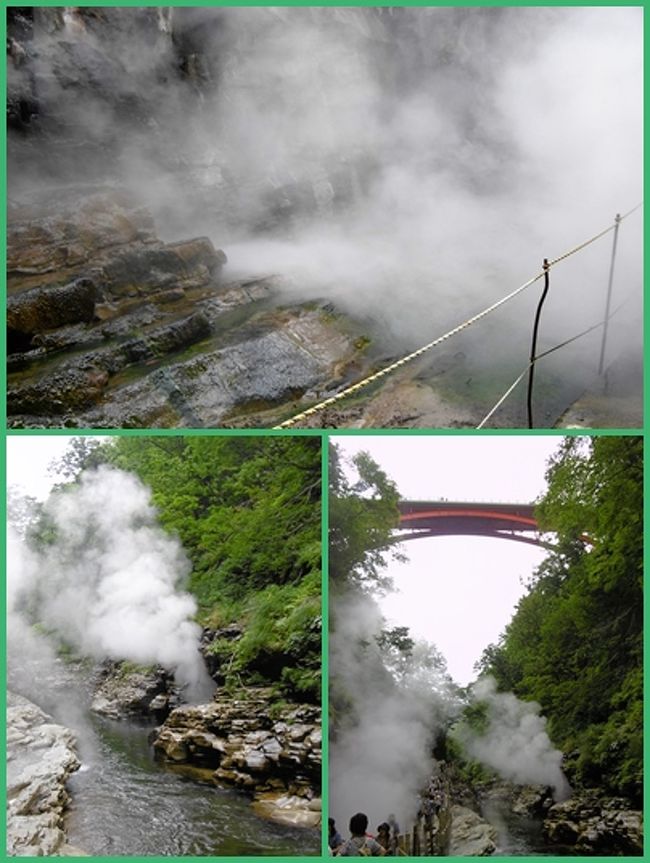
[6,691,81,856]
[448,805,497,856]
[152,687,321,827]
[90,661,181,721]
[543,791,643,855]
[7,188,366,429]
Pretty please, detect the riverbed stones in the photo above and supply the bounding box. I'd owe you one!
[7,691,81,856]
[152,687,321,825]
[448,805,497,856]
[543,792,643,855]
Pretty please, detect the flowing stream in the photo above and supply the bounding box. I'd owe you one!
[10,655,319,857]
[65,717,318,856]
[481,800,568,857]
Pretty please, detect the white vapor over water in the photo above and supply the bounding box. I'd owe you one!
[8,466,214,702]
[458,676,571,800]
[330,592,460,830]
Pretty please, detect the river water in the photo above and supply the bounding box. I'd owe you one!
[65,716,318,856]
[481,800,570,857]
[10,654,319,856]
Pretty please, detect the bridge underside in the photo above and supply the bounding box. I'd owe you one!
[396,527,553,549]
[394,501,588,549]
[395,501,550,549]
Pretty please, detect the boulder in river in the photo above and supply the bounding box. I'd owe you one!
[91,661,180,720]
[448,805,497,856]
[152,687,321,826]
[6,691,81,856]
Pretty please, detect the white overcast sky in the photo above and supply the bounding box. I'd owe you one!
[331,434,565,685]
[7,435,110,501]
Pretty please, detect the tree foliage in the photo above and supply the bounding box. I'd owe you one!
[477,437,642,802]
[329,443,405,594]
[50,435,322,702]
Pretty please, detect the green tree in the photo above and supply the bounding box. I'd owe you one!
[47,436,105,480]
[479,436,642,802]
[43,435,322,702]
[329,443,405,594]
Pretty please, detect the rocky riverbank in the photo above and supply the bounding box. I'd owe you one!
[467,780,644,856]
[152,687,321,828]
[7,186,369,429]
[7,691,83,856]
[84,661,321,829]
[543,791,643,855]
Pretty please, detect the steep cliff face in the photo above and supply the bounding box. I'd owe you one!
[7,7,521,229]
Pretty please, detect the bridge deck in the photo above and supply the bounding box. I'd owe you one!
[396,500,543,546]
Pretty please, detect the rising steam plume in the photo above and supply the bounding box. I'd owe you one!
[8,466,214,702]
[329,605,572,831]
[457,676,571,800]
[329,592,459,830]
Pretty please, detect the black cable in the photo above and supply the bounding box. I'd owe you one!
[478,292,635,428]
[527,259,550,428]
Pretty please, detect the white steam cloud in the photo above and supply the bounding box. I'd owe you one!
[330,593,459,831]
[458,676,571,800]
[167,7,643,372]
[10,7,642,395]
[8,466,214,702]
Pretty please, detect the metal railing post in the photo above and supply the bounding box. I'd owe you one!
[598,213,621,376]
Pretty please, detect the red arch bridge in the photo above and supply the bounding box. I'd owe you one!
[397,500,555,549]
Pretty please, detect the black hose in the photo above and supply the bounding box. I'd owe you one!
[526,259,550,428]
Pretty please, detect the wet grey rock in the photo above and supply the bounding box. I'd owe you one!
[100,240,226,297]
[448,805,497,856]
[8,277,98,348]
[152,327,325,411]
[7,691,81,856]
[544,792,643,855]
[152,687,320,803]
[53,308,357,429]
[8,365,111,415]
[114,311,211,365]
[8,312,212,415]
[91,661,179,720]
